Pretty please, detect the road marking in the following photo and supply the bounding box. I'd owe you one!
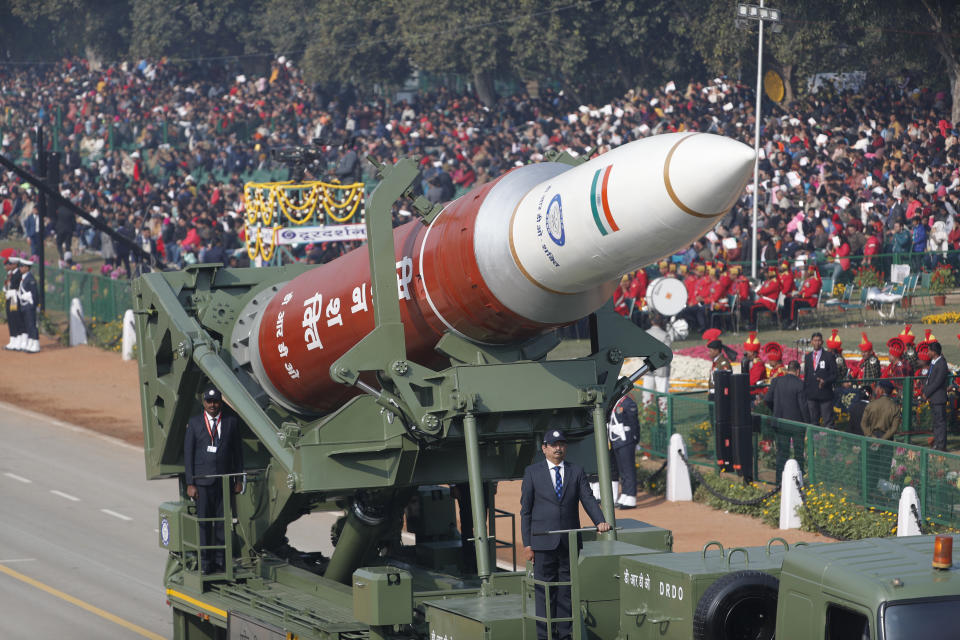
[0,558,36,564]
[50,490,80,502]
[3,472,32,483]
[0,563,166,640]
[101,509,133,521]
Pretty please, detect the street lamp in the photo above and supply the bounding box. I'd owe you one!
[736,2,783,280]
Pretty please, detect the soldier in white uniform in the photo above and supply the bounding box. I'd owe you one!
[17,258,40,353]
[4,256,22,350]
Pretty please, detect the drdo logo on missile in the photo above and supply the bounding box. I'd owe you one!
[545,194,565,246]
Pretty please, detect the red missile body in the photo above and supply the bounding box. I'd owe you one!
[255,175,547,414]
[248,133,755,413]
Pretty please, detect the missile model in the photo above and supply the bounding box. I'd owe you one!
[235,132,754,413]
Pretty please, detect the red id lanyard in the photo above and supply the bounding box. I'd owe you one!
[203,412,220,445]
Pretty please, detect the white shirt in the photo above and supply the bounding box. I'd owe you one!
[204,411,222,440]
[548,461,565,486]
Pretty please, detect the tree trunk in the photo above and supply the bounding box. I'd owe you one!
[85,46,102,71]
[921,0,960,124]
[951,63,960,125]
[781,64,794,105]
[473,71,497,108]
[524,77,540,100]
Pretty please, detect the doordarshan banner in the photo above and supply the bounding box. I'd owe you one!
[272,224,367,244]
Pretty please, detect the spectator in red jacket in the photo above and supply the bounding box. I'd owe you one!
[748,266,781,329]
[784,264,822,328]
[826,230,851,283]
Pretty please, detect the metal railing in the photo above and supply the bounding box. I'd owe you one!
[521,530,584,640]
[43,265,132,323]
[179,472,242,582]
[492,508,518,571]
[634,384,960,527]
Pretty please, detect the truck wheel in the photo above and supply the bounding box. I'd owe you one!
[692,570,779,640]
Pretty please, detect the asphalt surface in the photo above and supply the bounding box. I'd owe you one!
[0,402,342,639]
[0,402,175,639]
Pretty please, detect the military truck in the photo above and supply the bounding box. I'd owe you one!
[615,534,960,640]
[133,150,960,640]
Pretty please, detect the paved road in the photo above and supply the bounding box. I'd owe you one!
[0,402,340,640]
[0,403,175,639]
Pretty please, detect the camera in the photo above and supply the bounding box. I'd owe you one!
[271,145,324,182]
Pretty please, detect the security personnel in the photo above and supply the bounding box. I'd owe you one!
[521,430,610,640]
[742,332,767,395]
[883,337,912,392]
[184,387,244,574]
[764,341,786,379]
[862,380,901,440]
[706,330,734,396]
[857,332,882,382]
[826,329,848,382]
[862,380,900,492]
[803,332,838,428]
[764,360,809,484]
[900,325,921,373]
[923,341,949,451]
[607,395,639,509]
[16,258,39,353]
[3,256,22,351]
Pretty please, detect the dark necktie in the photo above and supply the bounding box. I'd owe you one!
[554,465,563,499]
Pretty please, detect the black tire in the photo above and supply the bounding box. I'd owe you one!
[692,570,779,640]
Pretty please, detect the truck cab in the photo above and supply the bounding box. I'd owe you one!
[775,535,960,640]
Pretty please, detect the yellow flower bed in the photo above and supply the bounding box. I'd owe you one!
[693,474,960,539]
[921,311,960,324]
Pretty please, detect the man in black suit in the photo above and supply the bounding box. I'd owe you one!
[803,331,837,428]
[923,342,949,451]
[184,387,244,574]
[765,360,810,484]
[521,430,610,639]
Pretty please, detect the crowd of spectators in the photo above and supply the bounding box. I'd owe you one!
[0,56,958,281]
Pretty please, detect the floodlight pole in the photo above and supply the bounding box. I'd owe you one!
[737,1,781,280]
[752,0,764,281]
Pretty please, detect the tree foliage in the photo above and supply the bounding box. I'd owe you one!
[128,0,259,59]
[296,0,411,90]
[0,0,955,116]
[10,0,131,60]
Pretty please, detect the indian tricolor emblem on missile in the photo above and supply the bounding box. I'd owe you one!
[590,165,619,236]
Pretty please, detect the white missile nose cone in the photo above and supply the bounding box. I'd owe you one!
[664,133,756,219]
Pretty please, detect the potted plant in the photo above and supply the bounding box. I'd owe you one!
[929,265,955,306]
[853,264,883,289]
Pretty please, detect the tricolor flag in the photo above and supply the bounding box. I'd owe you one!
[590,165,619,236]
